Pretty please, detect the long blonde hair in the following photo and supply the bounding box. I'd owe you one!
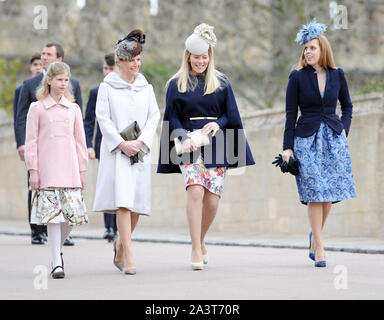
[297,35,337,70]
[36,62,74,101]
[167,47,222,95]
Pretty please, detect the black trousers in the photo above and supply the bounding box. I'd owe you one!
[104,213,117,233]
[27,172,47,236]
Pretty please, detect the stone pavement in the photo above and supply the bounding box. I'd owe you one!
[1,234,384,300]
[0,219,384,300]
[1,219,384,254]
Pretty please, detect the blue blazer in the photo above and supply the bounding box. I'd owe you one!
[84,86,102,159]
[283,66,353,150]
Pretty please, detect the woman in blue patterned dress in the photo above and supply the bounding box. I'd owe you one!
[282,20,356,267]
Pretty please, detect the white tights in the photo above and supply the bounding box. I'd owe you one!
[47,222,73,268]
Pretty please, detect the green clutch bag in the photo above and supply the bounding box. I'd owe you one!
[120,121,145,165]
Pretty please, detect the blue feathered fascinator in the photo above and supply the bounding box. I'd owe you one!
[295,19,327,45]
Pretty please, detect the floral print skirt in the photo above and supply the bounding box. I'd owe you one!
[294,121,356,205]
[179,155,227,197]
[30,188,88,226]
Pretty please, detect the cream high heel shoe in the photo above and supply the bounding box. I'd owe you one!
[191,261,204,270]
[202,252,209,265]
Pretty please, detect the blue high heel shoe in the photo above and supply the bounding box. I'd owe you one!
[308,232,315,261]
[315,260,327,267]
[314,249,327,267]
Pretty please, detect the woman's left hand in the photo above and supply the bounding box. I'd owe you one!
[80,172,86,189]
[202,122,220,136]
[131,140,144,154]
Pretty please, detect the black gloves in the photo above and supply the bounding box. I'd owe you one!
[272,154,299,176]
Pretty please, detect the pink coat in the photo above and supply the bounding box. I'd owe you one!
[24,95,88,188]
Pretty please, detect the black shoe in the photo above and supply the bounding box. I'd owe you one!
[108,228,115,239]
[63,236,75,246]
[41,232,48,242]
[105,227,115,241]
[31,232,44,245]
[60,252,64,268]
[103,228,110,239]
[107,232,118,243]
[51,266,65,279]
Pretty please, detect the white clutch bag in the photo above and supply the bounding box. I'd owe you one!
[174,129,210,155]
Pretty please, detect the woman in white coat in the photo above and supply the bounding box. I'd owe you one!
[93,30,160,275]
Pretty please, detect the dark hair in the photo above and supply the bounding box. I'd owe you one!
[104,53,115,66]
[30,52,41,64]
[45,43,64,59]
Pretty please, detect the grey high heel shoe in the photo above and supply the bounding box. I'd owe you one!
[113,240,124,271]
[124,268,136,275]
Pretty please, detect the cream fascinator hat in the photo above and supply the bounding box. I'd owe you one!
[185,23,217,55]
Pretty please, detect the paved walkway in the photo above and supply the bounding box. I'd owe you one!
[1,219,384,254]
[0,219,384,300]
[0,234,383,300]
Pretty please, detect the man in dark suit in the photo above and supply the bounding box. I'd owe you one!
[83,53,118,242]
[13,53,43,139]
[13,53,43,244]
[15,43,82,245]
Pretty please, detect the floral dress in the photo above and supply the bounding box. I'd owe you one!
[179,155,226,197]
[30,188,88,226]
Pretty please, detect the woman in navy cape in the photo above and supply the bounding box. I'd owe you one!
[157,23,254,270]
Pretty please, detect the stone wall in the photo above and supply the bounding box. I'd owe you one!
[1,93,383,237]
[1,0,384,110]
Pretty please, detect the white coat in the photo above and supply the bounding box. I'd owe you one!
[92,72,160,215]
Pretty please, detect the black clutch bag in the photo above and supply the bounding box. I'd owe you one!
[272,154,299,176]
[120,121,145,165]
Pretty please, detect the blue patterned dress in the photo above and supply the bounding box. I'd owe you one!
[294,92,356,204]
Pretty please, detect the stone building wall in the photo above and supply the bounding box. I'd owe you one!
[1,0,383,110]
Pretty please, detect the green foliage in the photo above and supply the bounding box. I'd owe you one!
[354,77,384,96]
[0,58,22,117]
[141,60,175,100]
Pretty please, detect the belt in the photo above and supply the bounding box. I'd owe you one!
[189,117,218,120]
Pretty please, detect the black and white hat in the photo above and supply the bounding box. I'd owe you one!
[115,29,146,60]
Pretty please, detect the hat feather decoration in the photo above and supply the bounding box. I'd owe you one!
[295,18,327,45]
[193,23,216,47]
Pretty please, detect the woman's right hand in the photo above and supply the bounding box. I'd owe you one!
[182,138,197,153]
[282,149,294,163]
[118,141,140,157]
[29,170,40,190]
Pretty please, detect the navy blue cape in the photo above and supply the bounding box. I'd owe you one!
[157,74,255,174]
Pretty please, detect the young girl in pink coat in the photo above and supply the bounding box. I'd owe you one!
[25,62,88,279]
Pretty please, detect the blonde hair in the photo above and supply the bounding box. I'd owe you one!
[297,35,337,70]
[36,62,74,101]
[167,47,222,95]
